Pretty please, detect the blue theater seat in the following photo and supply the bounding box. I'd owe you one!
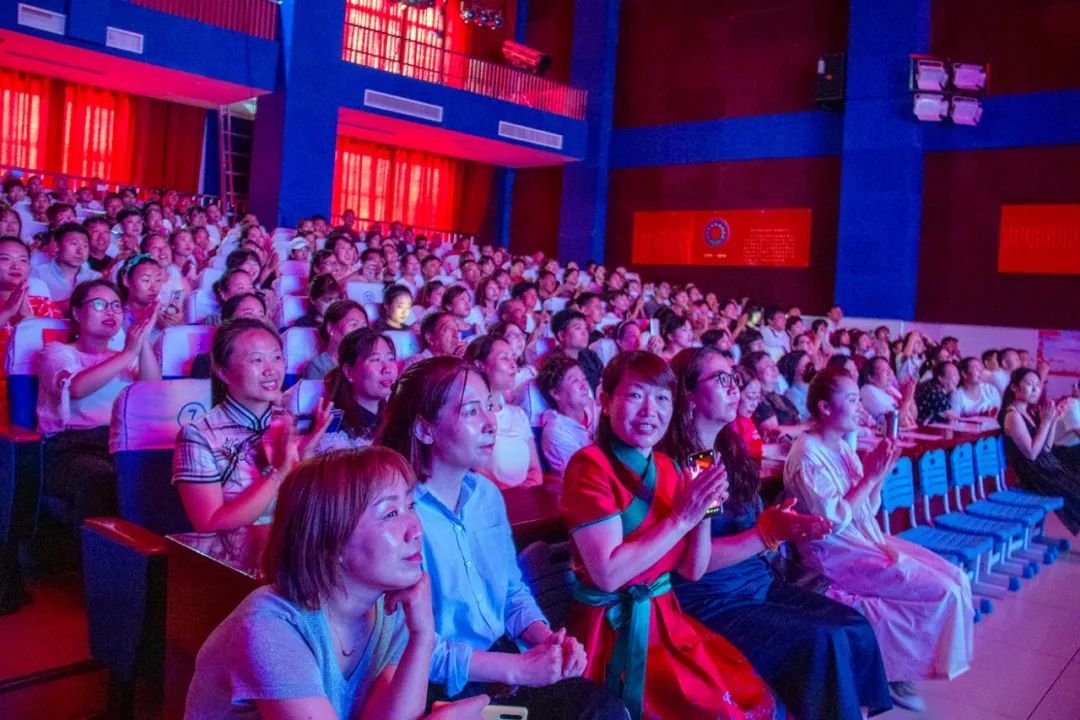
[160,325,216,380]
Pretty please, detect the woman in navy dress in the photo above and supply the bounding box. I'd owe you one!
[665,347,892,720]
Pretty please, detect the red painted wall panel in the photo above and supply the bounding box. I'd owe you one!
[918,145,1080,331]
[930,0,1080,95]
[606,157,840,312]
[614,0,848,128]
[510,166,563,258]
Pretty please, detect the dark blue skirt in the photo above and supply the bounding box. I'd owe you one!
[676,576,892,720]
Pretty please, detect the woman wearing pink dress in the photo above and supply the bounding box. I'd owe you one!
[783,367,974,712]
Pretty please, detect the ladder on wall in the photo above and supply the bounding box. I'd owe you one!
[217,106,253,219]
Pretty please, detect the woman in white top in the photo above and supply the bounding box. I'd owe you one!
[858,357,916,428]
[465,334,543,488]
[950,357,1002,418]
[37,279,161,523]
[784,367,973,710]
[537,354,598,483]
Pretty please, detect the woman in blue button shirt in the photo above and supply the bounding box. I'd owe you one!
[185,446,491,720]
[377,356,626,720]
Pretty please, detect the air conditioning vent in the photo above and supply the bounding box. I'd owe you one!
[17,4,66,35]
[363,90,443,123]
[497,121,563,150]
[106,27,144,54]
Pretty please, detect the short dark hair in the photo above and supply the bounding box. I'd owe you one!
[419,311,451,350]
[319,299,366,343]
[536,353,581,407]
[510,281,537,300]
[116,207,142,225]
[981,349,997,365]
[55,221,89,243]
[551,308,586,336]
[221,292,267,321]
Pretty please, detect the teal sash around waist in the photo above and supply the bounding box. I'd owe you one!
[572,572,672,720]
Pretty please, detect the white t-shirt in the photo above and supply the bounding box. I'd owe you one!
[540,403,598,478]
[989,368,1011,395]
[760,326,790,361]
[950,383,1002,417]
[1055,397,1080,449]
[36,342,138,435]
[488,403,534,488]
[860,383,900,423]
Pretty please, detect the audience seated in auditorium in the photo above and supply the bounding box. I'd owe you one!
[999,369,1080,535]
[464,335,543,489]
[859,356,916,428]
[207,269,256,326]
[778,350,814,422]
[666,347,892,720]
[173,319,330,532]
[552,308,604,392]
[377,283,414,332]
[783,368,974,711]
[0,236,62,419]
[560,351,778,719]
[914,361,960,426]
[990,348,1022,394]
[377,358,625,719]
[30,223,100,310]
[741,351,802,436]
[304,300,369,380]
[37,280,161,524]
[320,328,398,451]
[951,356,1002,418]
[184,447,491,720]
[537,354,598,482]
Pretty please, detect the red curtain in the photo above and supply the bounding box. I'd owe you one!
[0,68,205,191]
[332,135,494,234]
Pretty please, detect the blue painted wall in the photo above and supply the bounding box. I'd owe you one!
[0,0,278,92]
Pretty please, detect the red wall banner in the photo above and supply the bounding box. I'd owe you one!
[631,208,812,267]
[998,204,1080,275]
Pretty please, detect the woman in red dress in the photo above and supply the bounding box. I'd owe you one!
[560,351,778,720]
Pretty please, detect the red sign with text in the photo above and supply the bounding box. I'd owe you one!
[998,204,1080,275]
[631,209,812,267]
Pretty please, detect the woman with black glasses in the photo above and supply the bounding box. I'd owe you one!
[36,279,161,525]
[665,347,891,720]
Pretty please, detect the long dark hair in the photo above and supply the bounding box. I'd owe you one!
[327,328,396,440]
[664,347,759,509]
[375,356,487,479]
[997,367,1042,427]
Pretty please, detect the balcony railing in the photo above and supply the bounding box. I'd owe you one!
[342,24,587,120]
[124,0,278,40]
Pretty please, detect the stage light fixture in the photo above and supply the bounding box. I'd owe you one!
[913,59,948,91]
[502,40,552,76]
[913,93,948,122]
[950,96,983,126]
[952,63,987,92]
[460,0,504,29]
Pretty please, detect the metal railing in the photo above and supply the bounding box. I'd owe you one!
[342,23,587,120]
[124,0,278,40]
[0,165,218,206]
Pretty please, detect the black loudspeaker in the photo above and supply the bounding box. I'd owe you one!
[815,53,845,111]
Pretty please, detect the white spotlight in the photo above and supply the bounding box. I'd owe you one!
[950,96,983,126]
[914,59,948,91]
[952,63,987,92]
[913,93,949,122]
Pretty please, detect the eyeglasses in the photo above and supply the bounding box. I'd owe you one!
[707,371,740,389]
[82,298,123,314]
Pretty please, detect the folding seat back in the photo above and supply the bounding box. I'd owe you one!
[917,449,950,499]
[277,274,306,297]
[279,259,308,277]
[879,456,916,533]
[27,277,50,298]
[4,318,71,429]
[280,294,308,328]
[518,541,574,630]
[345,281,385,307]
[160,325,216,379]
[185,288,220,324]
[384,330,421,361]
[283,327,320,388]
[199,267,224,290]
[109,379,212,535]
[286,379,327,430]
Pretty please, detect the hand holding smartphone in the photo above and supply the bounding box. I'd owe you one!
[686,449,725,517]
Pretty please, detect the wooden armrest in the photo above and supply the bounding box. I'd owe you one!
[84,517,168,555]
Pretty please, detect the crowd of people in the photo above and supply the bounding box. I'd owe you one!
[2,174,1080,720]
